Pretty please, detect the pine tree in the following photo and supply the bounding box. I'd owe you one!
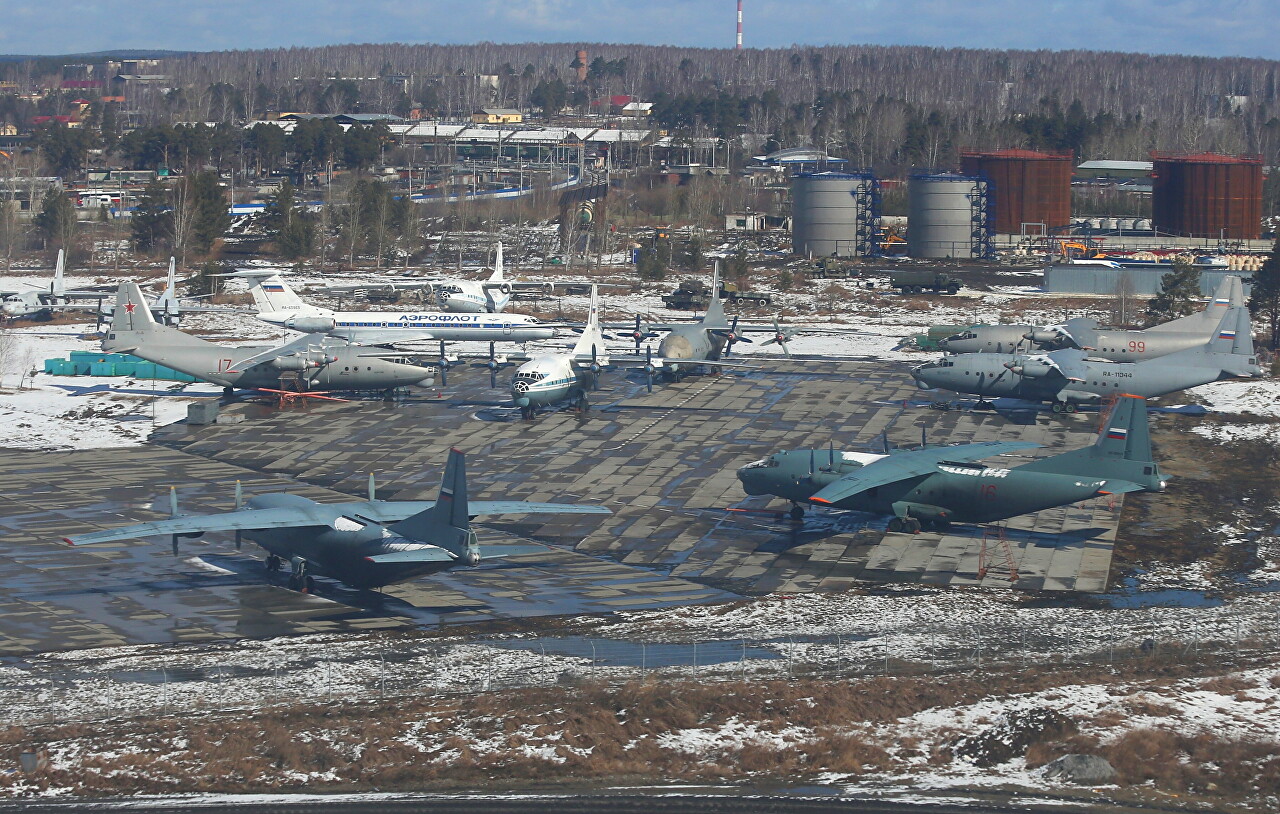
[33,189,77,253]
[1248,237,1280,351]
[131,181,172,254]
[190,172,230,255]
[1144,258,1202,326]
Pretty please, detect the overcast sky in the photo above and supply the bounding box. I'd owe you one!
[4,0,1278,60]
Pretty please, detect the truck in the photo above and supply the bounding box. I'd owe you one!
[662,279,772,310]
[887,270,962,295]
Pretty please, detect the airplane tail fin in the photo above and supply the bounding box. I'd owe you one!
[154,257,180,320]
[703,260,728,326]
[243,273,316,315]
[103,282,159,352]
[50,249,66,299]
[1017,394,1163,490]
[488,242,504,282]
[1148,275,1238,334]
[388,448,478,563]
[570,284,607,360]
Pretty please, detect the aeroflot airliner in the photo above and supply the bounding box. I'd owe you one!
[239,273,556,344]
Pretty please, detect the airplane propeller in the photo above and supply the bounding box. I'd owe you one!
[469,341,504,389]
[587,345,602,391]
[436,341,455,386]
[759,316,798,357]
[628,314,659,351]
[643,346,660,393]
[233,480,243,549]
[711,315,753,357]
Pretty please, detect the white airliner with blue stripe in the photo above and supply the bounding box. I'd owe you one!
[240,272,556,344]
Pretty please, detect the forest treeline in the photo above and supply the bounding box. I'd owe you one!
[3,41,1280,177]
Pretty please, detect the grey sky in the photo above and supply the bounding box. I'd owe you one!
[3,0,1277,59]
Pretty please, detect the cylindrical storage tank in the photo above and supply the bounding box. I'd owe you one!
[791,171,880,257]
[907,173,986,258]
[1151,152,1263,240]
[960,149,1072,234]
[1135,218,1152,231]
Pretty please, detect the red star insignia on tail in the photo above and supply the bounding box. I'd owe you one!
[124,302,136,313]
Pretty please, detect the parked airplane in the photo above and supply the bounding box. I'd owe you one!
[64,448,612,591]
[238,271,557,344]
[0,249,113,319]
[103,282,436,395]
[938,276,1245,360]
[912,306,1261,411]
[320,243,555,313]
[509,285,748,419]
[738,393,1165,532]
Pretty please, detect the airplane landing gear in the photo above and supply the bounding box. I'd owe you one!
[286,557,313,593]
[265,554,282,572]
[789,504,805,521]
[1051,400,1078,414]
[887,517,922,534]
[520,405,535,421]
[574,391,590,412]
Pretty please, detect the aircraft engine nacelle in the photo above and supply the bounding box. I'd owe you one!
[1025,328,1069,347]
[271,353,332,371]
[285,316,337,334]
[1005,357,1055,377]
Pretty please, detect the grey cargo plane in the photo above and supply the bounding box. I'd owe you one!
[103,282,436,395]
[912,306,1261,411]
[938,276,1244,360]
[738,393,1165,532]
[64,449,611,591]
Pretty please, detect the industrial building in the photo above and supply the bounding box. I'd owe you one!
[1151,152,1263,240]
[960,149,1073,235]
[789,171,882,257]
[1044,265,1251,297]
[906,173,993,259]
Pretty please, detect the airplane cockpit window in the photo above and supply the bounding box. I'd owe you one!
[514,371,549,382]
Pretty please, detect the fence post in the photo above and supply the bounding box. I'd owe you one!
[692,642,698,675]
[326,662,332,703]
[641,642,646,672]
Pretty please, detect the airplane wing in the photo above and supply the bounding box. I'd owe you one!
[346,500,611,524]
[63,507,320,546]
[808,442,1042,505]
[329,330,438,345]
[364,547,456,563]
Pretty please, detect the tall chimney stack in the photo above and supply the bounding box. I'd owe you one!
[736,0,743,49]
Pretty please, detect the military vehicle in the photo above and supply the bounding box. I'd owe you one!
[64,449,611,591]
[888,270,962,295]
[737,394,1164,532]
[662,278,772,310]
[912,306,1262,411]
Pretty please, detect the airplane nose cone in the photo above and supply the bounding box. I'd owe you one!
[660,334,695,360]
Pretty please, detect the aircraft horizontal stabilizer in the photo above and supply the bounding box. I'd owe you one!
[808,441,1040,506]
[1095,480,1149,496]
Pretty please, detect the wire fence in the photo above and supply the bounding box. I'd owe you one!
[6,610,1280,728]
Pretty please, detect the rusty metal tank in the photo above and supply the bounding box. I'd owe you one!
[960,149,1072,235]
[1151,152,1263,240]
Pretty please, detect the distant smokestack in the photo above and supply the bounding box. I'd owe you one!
[736,0,743,49]
[575,49,588,83]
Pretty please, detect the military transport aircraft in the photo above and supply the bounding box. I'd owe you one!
[103,282,436,395]
[64,448,612,592]
[937,276,1244,360]
[1,249,115,320]
[508,285,750,419]
[320,243,549,313]
[912,305,1261,412]
[236,271,557,345]
[737,393,1165,533]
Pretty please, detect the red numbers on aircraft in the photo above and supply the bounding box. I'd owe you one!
[980,484,998,500]
[1128,340,1145,352]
